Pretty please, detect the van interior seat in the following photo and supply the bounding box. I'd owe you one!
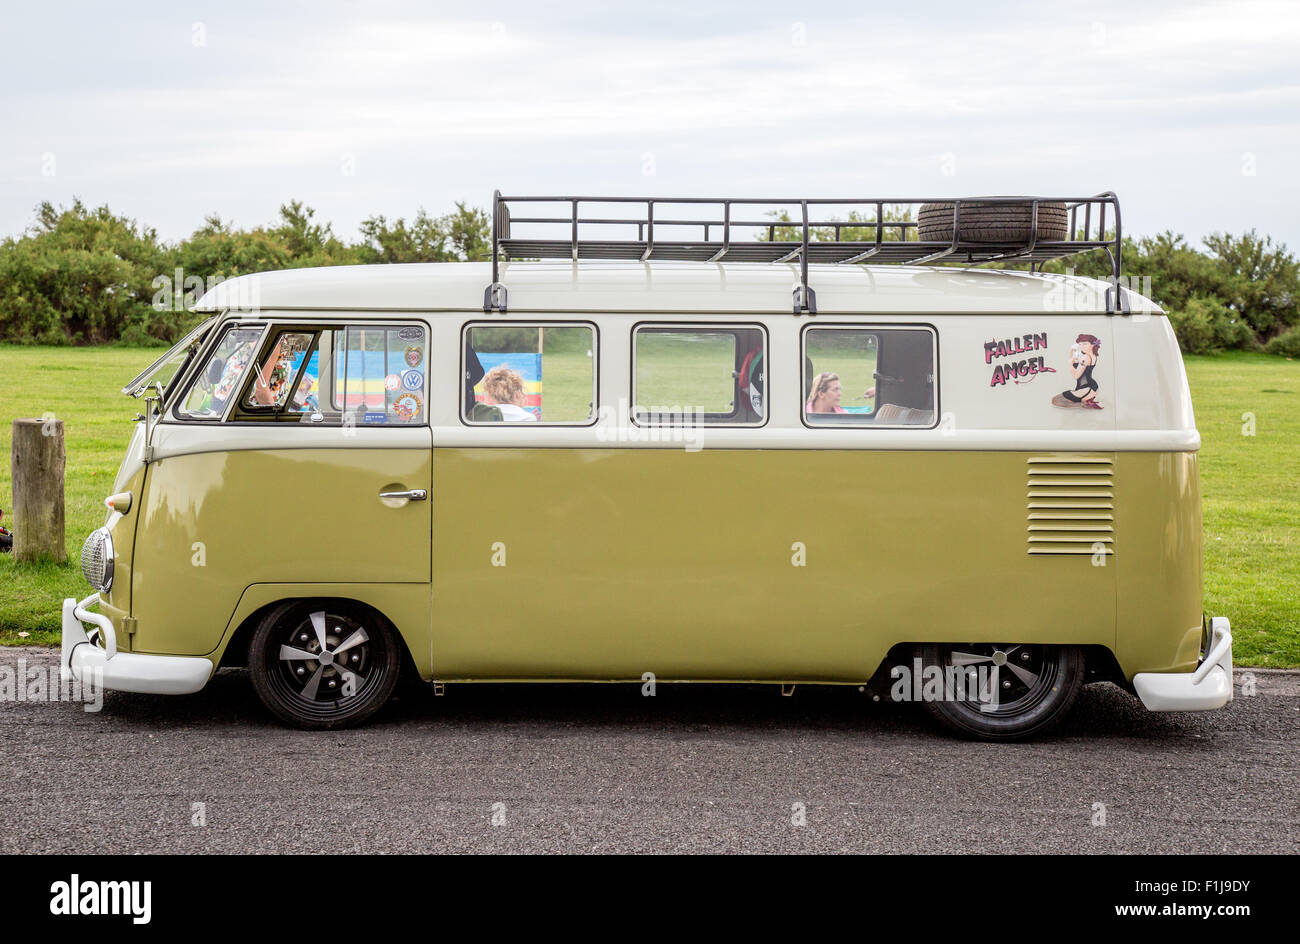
[873,403,933,426]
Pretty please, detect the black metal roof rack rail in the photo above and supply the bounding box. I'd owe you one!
[482,191,1126,315]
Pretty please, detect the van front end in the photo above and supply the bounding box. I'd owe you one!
[59,477,215,698]
[60,593,213,696]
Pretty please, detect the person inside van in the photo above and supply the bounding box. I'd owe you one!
[806,372,876,414]
[481,366,538,422]
[807,371,845,413]
[248,335,295,407]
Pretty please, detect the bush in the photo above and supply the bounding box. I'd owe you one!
[1264,326,1300,358]
[0,200,170,344]
[1169,296,1256,354]
[1203,230,1300,339]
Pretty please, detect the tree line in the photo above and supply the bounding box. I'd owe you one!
[0,199,491,347]
[1,199,1297,357]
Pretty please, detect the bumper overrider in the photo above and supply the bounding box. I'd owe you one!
[61,594,212,695]
[1132,617,1234,711]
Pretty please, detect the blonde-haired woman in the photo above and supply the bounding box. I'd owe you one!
[482,366,538,422]
[806,371,847,413]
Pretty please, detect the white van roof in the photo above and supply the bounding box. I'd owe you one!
[193,260,1159,316]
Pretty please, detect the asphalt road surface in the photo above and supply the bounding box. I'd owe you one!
[1,646,1296,854]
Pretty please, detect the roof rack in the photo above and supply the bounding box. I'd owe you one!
[482,191,1126,315]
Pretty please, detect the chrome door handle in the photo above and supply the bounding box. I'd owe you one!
[379,489,427,501]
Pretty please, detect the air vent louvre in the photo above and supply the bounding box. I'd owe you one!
[1027,456,1114,557]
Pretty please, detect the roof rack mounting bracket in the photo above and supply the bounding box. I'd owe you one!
[793,284,817,315]
[483,283,507,313]
[1104,283,1130,316]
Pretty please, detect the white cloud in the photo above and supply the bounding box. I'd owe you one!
[1,0,1297,246]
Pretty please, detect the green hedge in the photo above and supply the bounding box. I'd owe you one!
[0,200,491,346]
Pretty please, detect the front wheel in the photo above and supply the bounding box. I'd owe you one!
[249,600,401,729]
[916,643,1084,741]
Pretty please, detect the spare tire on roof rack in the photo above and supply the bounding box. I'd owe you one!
[918,200,1068,243]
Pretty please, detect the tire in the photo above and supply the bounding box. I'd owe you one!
[916,642,1084,741]
[249,600,401,729]
[918,201,1068,243]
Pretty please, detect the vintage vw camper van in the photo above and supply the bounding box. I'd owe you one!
[62,193,1233,739]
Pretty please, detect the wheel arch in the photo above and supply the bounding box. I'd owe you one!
[867,642,1127,689]
[211,583,431,678]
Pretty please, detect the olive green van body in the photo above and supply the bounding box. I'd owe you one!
[104,446,1201,683]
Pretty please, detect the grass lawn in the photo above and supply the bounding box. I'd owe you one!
[0,346,157,645]
[0,343,1296,667]
[1191,351,1300,666]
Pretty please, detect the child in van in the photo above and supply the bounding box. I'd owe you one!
[481,366,538,422]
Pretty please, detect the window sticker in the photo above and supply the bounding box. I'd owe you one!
[392,392,422,422]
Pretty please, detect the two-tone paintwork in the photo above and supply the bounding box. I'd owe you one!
[92,261,1204,688]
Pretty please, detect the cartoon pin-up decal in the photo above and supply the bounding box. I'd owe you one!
[1051,333,1103,410]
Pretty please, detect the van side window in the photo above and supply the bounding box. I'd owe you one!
[461,323,597,425]
[802,326,936,427]
[632,324,766,426]
[175,324,268,420]
[334,324,428,426]
[196,322,428,426]
[242,331,315,411]
[222,327,328,424]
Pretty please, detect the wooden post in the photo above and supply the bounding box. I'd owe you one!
[10,418,66,563]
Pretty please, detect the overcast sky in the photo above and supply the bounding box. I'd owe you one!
[2,0,1297,248]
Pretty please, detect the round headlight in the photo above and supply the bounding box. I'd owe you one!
[80,527,115,593]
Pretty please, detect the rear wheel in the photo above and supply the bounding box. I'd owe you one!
[917,642,1084,741]
[249,600,401,729]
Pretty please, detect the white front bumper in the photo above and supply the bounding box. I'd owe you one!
[61,595,213,696]
[1133,617,1234,712]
